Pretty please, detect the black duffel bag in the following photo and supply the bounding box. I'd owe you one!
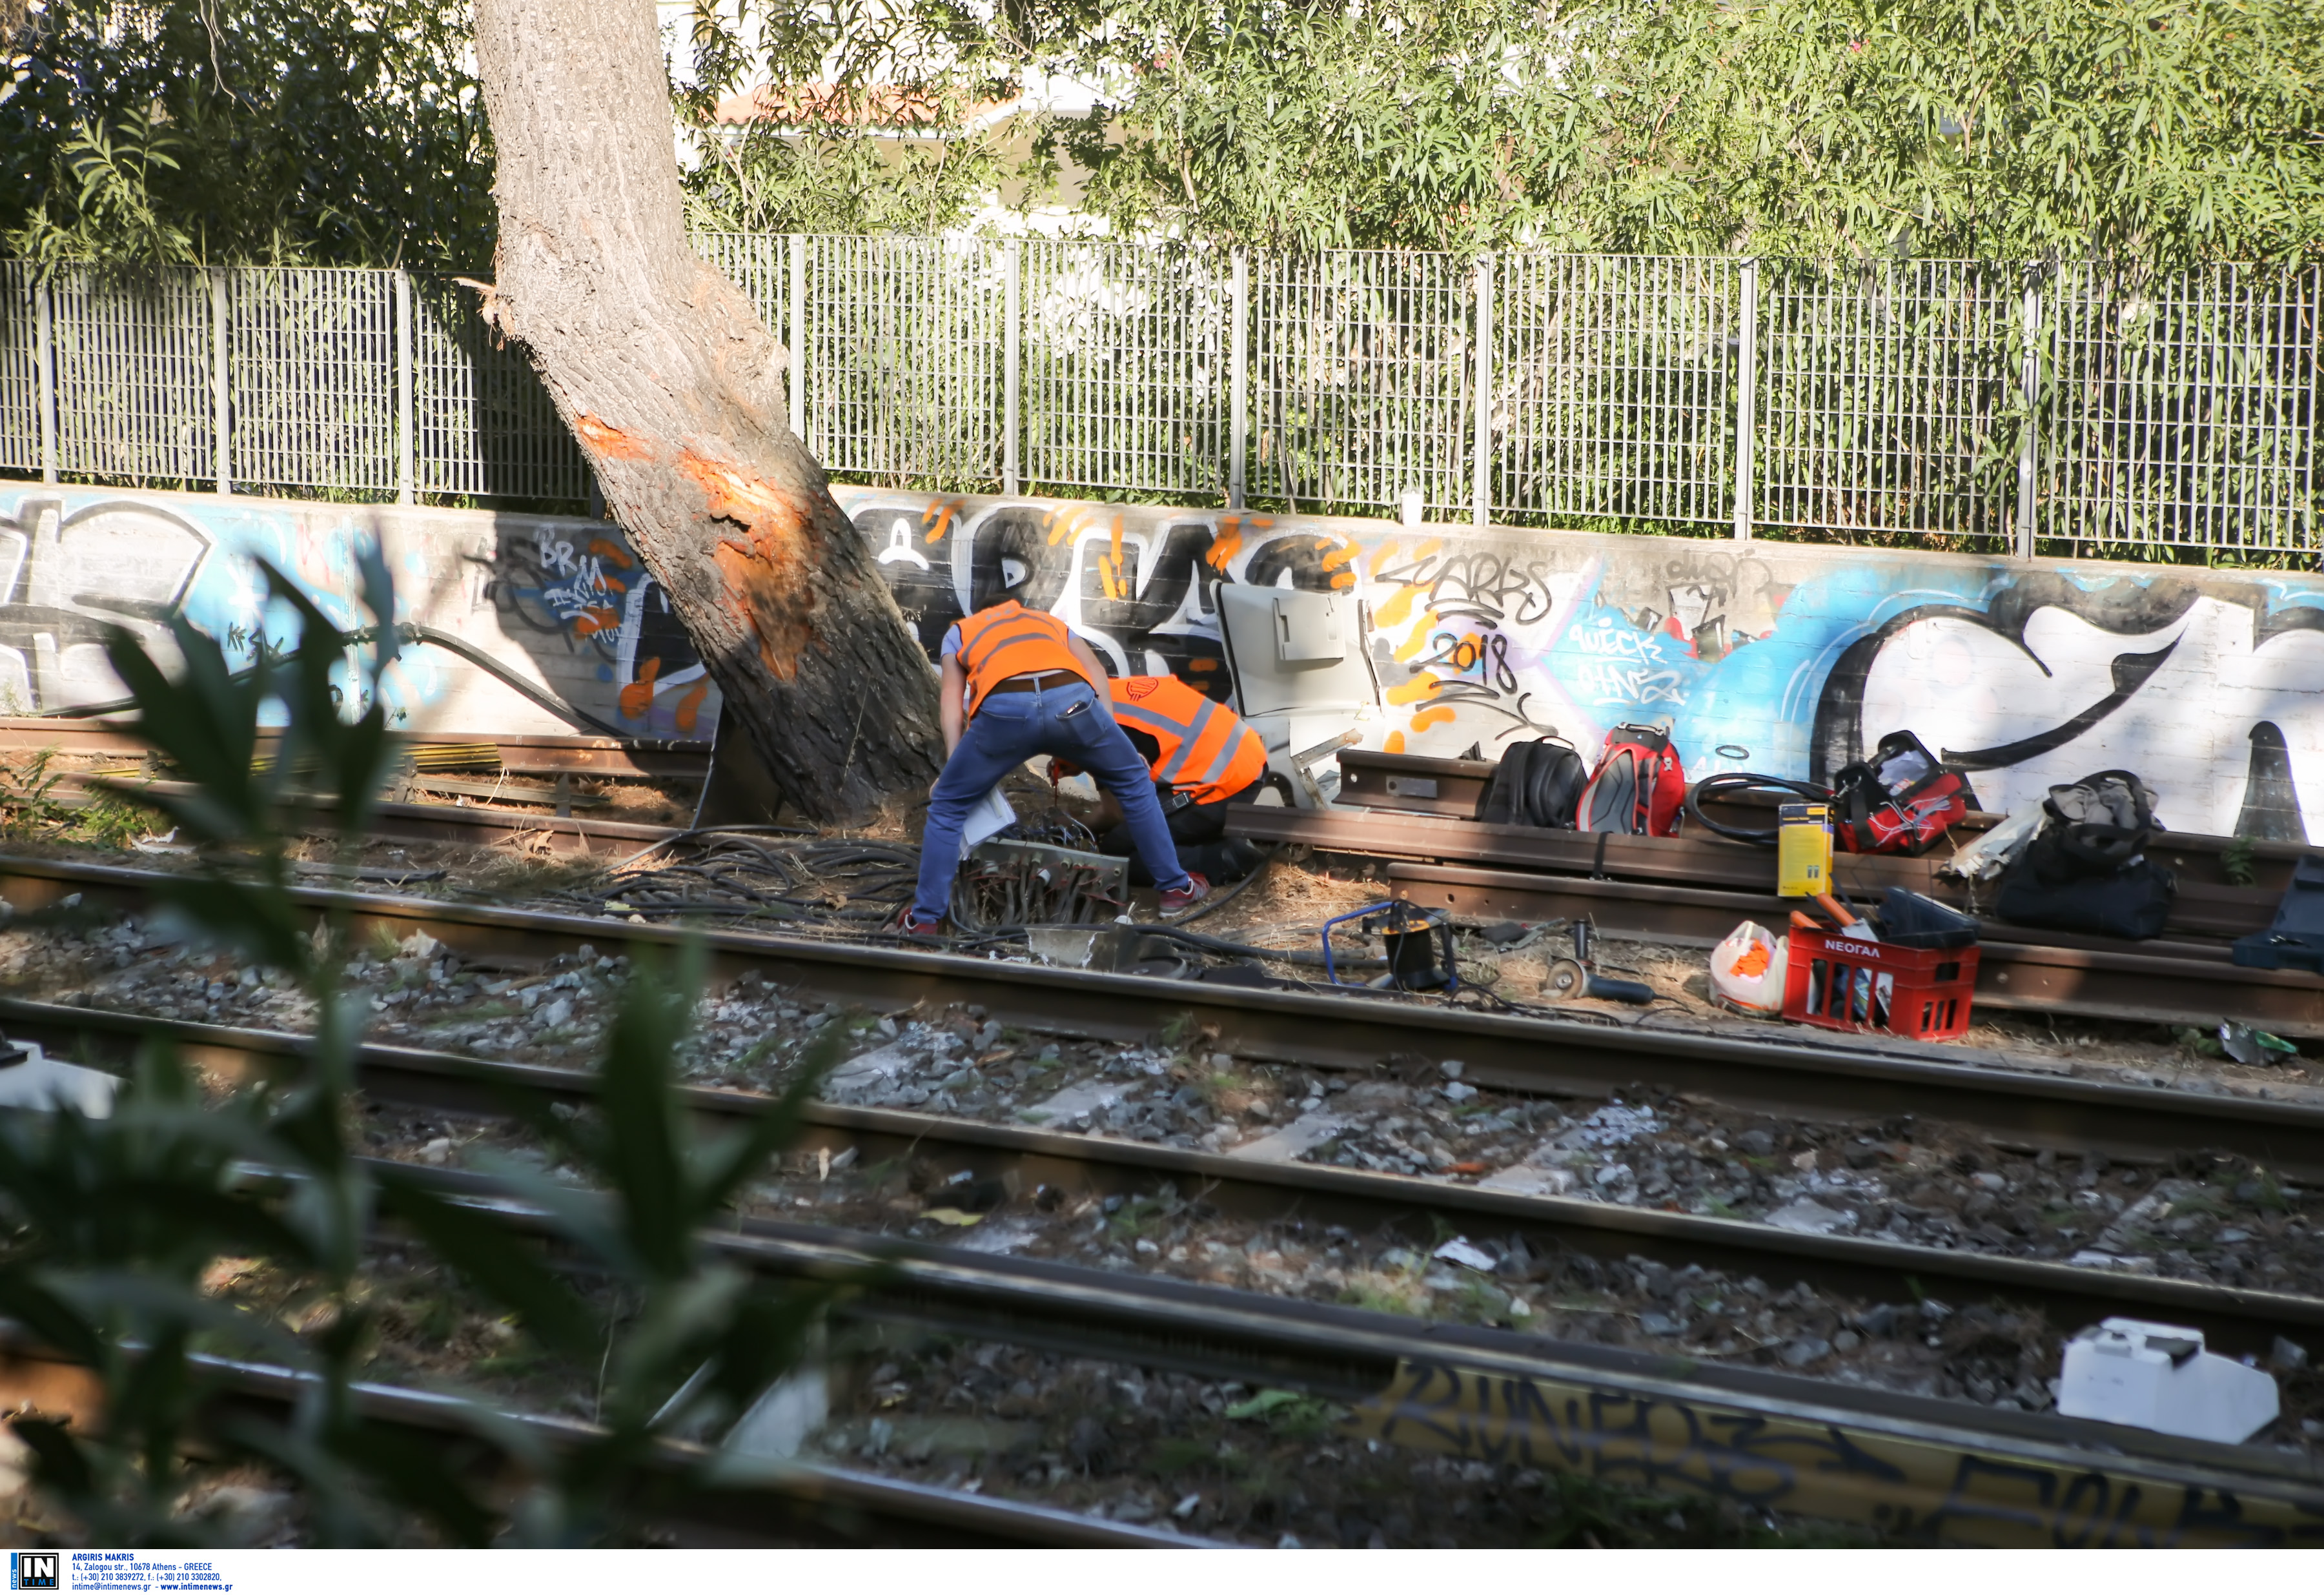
[1995,770,2177,940]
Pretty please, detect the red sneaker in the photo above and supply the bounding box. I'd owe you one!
[1159,874,1211,915]
[898,912,945,939]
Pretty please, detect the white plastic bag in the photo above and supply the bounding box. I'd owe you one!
[1939,801,2044,883]
[1709,920,1788,1016]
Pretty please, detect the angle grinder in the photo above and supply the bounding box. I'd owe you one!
[1542,917,1655,1004]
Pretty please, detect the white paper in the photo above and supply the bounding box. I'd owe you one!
[959,784,1018,856]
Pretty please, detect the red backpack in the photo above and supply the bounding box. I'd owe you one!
[1576,724,1687,837]
[1831,731,1968,855]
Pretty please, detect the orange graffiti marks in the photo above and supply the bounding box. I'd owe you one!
[1392,612,1440,662]
[1330,571,1356,591]
[680,451,824,682]
[1369,540,1403,576]
[1409,705,1457,731]
[1383,730,1407,755]
[573,606,621,638]
[1386,673,1443,706]
[573,414,654,463]
[921,499,964,546]
[1207,518,1246,570]
[619,656,664,720]
[587,538,636,568]
[1320,542,1358,573]
[1374,585,1420,629]
[674,680,709,735]
[1097,553,1125,600]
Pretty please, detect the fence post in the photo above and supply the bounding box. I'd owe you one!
[210,269,230,495]
[2015,276,2041,559]
[394,269,414,505]
[787,235,805,437]
[34,274,55,484]
[1732,259,1758,542]
[1003,239,1021,496]
[1228,247,1249,511]
[1472,252,1493,529]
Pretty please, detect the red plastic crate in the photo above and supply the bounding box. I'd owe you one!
[1781,927,1980,1042]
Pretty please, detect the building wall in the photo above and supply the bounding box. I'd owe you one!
[837,487,2324,842]
[0,486,718,740]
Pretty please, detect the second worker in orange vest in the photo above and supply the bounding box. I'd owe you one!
[1064,675,1269,885]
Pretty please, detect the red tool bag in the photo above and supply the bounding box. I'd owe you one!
[1576,723,1687,837]
[1830,731,1967,856]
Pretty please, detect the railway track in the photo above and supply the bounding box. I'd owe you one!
[3,1015,2320,1547]
[9,997,2321,1359]
[1231,806,2324,1037]
[0,1334,1194,1548]
[3,853,2320,1181]
[8,878,2324,1539]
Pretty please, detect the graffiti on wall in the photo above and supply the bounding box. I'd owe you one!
[0,489,718,739]
[480,524,714,737]
[839,487,2324,841]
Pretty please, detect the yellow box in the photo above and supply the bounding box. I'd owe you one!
[1778,802,1833,896]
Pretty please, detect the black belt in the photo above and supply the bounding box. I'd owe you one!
[986,670,1081,694]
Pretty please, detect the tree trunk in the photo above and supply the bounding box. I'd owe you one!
[469,0,939,820]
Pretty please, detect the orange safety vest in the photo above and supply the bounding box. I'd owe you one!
[1108,675,1268,806]
[952,600,1103,717]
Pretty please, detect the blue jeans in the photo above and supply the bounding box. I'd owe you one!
[915,678,1192,921]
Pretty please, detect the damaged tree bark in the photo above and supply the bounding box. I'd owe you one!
[469,0,940,819]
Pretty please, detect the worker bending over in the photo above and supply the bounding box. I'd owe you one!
[908,597,1208,934]
[1060,674,1269,885]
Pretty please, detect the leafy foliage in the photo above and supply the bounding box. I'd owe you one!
[0,553,837,1544]
[686,0,2324,266]
[1,0,492,267]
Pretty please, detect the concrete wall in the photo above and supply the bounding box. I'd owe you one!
[835,487,2324,842]
[12,480,2319,844]
[0,486,720,740]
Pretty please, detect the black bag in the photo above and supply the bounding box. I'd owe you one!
[1481,737,1587,829]
[1996,851,2177,940]
[1995,769,2176,940]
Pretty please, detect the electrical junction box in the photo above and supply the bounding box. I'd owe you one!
[2057,1317,2279,1443]
[1272,591,1346,664]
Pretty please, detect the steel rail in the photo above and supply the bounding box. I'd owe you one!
[6,853,2324,1181]
[0,1336,1194,1548]
[1270,778,2311,902]
[0,720,713,782]
[11,998,2324,1361]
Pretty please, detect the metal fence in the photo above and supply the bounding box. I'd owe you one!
[3,245,2317,551]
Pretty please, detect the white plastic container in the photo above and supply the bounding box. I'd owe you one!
[1709,921,1788,1016]
[2057,1317,2280,1443]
